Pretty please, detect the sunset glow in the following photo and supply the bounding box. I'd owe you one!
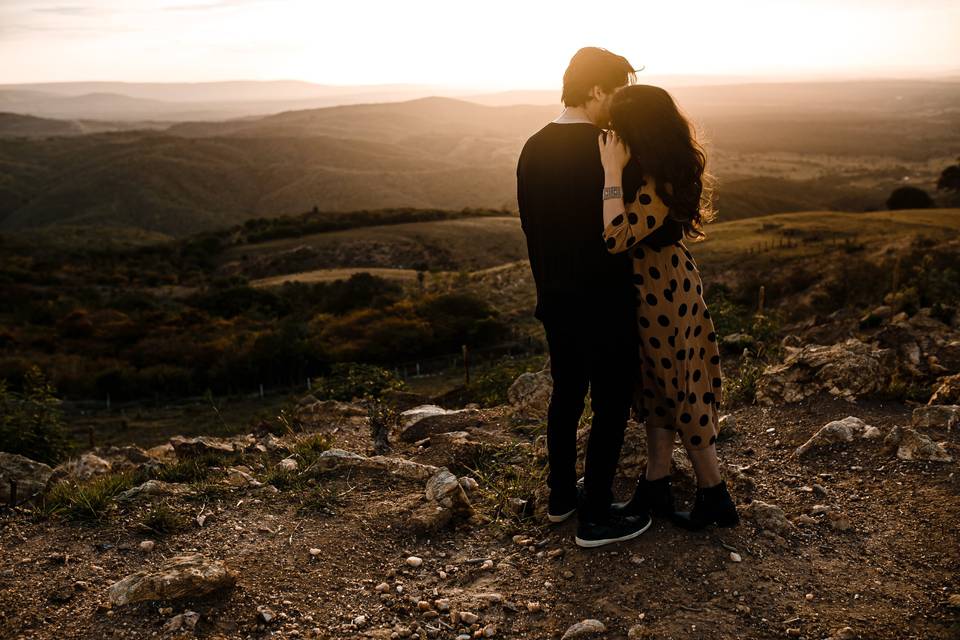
[1,0,958,87]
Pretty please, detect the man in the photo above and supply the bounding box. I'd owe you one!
[516,47,651,547]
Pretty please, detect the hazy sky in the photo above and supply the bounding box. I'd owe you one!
[1,0,957,87]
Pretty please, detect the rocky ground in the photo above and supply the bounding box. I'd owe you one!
[2,309,960,640]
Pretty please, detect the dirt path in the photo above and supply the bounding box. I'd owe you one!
[1,396,958,639]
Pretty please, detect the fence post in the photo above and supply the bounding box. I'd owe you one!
[106,393,111,410]
[7,480,16,507]
[307,377,311,391]
[259,383,264,398]
[757,285,766,316]
[416,363,421,376]
[462,344,470,387]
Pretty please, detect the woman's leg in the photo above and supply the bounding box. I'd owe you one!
[644,423,674,480]
[686,443,722,488]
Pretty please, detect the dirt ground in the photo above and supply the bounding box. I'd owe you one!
[1,395,958,640]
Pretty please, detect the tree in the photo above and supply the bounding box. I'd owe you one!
[886,186,934,210]
[937,158,960,193]
[936,158,960,206]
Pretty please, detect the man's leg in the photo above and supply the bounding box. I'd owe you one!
[580,311,638,521]
[543,319,589,510]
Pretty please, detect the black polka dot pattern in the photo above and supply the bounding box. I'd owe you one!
[601,173,722,451]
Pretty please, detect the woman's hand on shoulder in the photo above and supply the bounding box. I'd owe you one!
[598,130,631,177]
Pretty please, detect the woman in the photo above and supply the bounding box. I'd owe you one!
[597,84,738,530]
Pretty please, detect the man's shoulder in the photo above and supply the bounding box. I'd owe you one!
[521,122,600,164]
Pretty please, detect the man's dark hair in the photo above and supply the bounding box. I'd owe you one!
[561,47,638,107]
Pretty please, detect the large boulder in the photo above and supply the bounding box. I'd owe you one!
[169,435,243,458]
[0,452,53,504]
[398,405,481,443]
[314,448,440,482]
[884,426,952,463]
[107,554,237,606]
[508,366,553,423]
[929,373,960,405]
[49,453,112,486]
[912,405,959,432]
[794,416,875,457]
[757,338,894,405]
[116,480,194,503]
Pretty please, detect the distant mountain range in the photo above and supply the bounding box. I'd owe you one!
[0,79,957,239]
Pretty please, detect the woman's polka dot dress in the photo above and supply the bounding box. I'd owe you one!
[602,178,723,450]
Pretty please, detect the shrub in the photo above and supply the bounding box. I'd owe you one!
[311,363,403,401]
[0,366,70,464]
[886,186,934,210]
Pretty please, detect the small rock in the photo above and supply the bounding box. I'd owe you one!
[828,511,853,531]
[729,552,742,563]
[718,414,737,439]
[460,611,479,624]
[435,598,450,611]
[482,624,497,637]
[912,404,959,431]
[406,556,423,568]
[526,601,542,613]
[353,614,367,627]
[458,476,479,493]
[309,548,322,558]
[832,627,857,640]
[256,605,275,624]
[480,559,494,571]
[805,593,815,601]
[786,628,801,637]
[741,500,795,535]
[561,619,606,639]
[793,514,818,526]
[139,540,155,553]
[375,582,390,593]
[947,594,960,608]
[278,457,298,471]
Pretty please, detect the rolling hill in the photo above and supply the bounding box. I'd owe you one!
[0,80,957,238]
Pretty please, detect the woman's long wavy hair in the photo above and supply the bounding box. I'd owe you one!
[609,84,716,239]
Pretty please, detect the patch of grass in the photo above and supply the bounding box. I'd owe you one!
[296,483,351,516]
[144,450,236,485]
[454,442,545,535]
[138,502,188,535]
[264,467,300,490]
[722,357,765,408]
[38,471,138,522]
[291,432,333,468]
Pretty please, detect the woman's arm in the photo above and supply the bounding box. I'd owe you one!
[597,131,671,254]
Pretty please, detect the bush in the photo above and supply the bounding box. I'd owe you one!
[312,363,403,401]
[39,472,138,522]
[886,186,934,210]
[0,366,70,464]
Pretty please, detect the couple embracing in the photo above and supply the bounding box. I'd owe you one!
[517,47,739,548]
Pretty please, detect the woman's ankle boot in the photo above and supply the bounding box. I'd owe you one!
[615,475,674,518]
[671,480,739,531]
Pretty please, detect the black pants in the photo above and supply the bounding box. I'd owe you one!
[542,299,639,521]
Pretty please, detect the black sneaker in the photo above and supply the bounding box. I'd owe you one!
[547,483,583,523]
[574,512,652,548]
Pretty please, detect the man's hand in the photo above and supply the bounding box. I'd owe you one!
[598,130,631,178]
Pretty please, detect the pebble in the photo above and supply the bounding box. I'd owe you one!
[833,627,857,640]
[787,628,801,637]
[139,540,155,552]
[526,601,542,613]
[435,598,450,612]
[460,611,479,624]
[729,552,742,562]
[805,593,815,601]
[352,615,367,627]
[482,624,497,637]
[375,582,390,593]
[480,559,494,571]
[309,548,322,558]
[256,606,275,623]
[406,556,423,568]
[547,548,564,559]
